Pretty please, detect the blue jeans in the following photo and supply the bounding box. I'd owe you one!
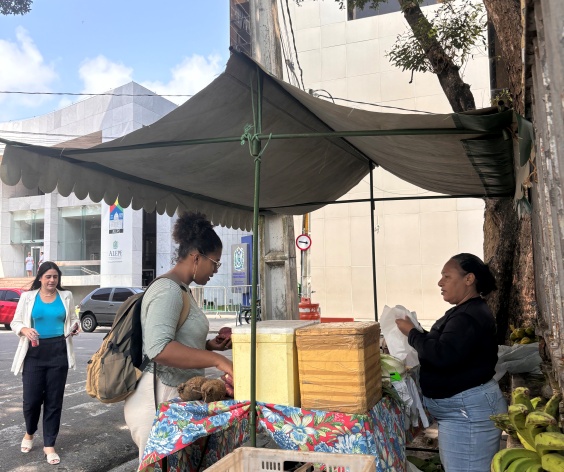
[423,379,507,472]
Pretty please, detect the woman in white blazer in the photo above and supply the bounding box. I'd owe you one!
[11,261,79,466]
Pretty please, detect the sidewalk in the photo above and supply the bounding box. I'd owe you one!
[207,312,238,334]
[108,458,138,472]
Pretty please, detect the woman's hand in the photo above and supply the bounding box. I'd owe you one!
[215,356,234,379]
[396,317,416,336]
[206,337,232,351]
[70,322,80,337]
[20,327,39,342]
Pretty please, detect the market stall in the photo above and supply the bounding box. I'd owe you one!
[138,397,406,472]
[0,50,517,468]
[137,319,430,471]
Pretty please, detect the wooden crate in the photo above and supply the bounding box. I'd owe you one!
[296,322,382,414]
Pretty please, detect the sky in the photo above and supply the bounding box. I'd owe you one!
[0,0,230,122]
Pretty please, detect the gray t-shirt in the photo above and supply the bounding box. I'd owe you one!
[141,278,210,387]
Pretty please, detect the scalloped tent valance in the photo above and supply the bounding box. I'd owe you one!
[0,51,515,231]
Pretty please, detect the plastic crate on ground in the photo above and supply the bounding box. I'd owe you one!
[205,447,376,472]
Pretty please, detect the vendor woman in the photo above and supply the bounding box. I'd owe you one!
[396,253,506,472]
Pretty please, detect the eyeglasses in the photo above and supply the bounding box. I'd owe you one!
[198,253,222,270]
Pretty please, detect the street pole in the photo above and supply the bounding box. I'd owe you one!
[248,0,299,447]
[250,0,299,322]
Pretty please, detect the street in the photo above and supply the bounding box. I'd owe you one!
[0,315,235,472]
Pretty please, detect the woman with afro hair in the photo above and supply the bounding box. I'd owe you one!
[124,211,233,462]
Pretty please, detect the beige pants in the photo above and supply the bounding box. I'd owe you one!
[123,372,177,462]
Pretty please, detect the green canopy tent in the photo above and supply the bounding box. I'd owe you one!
[0,50,515,446]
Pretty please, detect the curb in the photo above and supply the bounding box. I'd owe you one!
[107,458,139,472]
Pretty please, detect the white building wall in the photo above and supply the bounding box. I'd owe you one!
[286,0,488,327]
[156,213,177,277]
[0,83,177,288]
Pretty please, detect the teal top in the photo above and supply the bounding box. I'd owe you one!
[32,293,65,338]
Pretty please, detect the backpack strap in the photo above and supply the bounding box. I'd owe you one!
[160,271,191,330]
[138,273,191,373]
[149,271,191,331]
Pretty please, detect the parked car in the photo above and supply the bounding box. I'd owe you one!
[78,287,144,332]
[0,288,27,330]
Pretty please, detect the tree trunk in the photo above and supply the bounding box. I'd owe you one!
[481,0,536,339]
[399,0,476,112]
[483,200,535,343]
[482,0,523,115]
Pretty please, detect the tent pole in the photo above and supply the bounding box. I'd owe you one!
[369,164,378,321]
[249,67,263,448]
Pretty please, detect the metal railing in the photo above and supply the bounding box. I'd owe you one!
[55,261,101,276]
[190,285,261,316]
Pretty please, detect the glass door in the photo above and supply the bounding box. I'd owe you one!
[28,246,43,277]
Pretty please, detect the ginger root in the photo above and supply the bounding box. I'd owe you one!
[177,376,207,401]
[200,379,227,402]
[177,376,228,402]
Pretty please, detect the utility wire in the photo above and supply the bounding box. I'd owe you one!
[284,0,305,90]
[0,90,193,98]
[279,0,300,89]
[0,89,437,116]
[0,129,94,138]
[311,91,435,114]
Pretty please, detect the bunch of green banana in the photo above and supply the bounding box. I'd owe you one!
[491,389,564,471]
[512,389,562,449]
[535,432,564,471]
[509,326,538,345]
[491,413,519,439]
[491,449,541,472]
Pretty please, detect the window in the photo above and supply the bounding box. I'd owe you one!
[11,210,45,244]
[5,290,21,302]
[112,288,135,302]
[348,0,437,20]
[58,205,101,263]
[0,290,5,301]
[91,288,112,301]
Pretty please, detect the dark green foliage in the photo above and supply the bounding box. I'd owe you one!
[386,1,486,74]
[0,0,32,15]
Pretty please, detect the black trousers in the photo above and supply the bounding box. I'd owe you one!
[22,336,68,447]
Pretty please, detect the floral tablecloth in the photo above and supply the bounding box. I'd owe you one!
[139,396,406,472]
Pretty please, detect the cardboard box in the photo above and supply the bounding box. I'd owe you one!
[296,321,382,414]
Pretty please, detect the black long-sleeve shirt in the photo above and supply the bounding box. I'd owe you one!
[408,297,498,399]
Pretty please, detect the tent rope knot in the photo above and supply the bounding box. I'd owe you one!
[240,124,272,161]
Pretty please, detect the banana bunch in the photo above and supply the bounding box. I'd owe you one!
[509,326,538,345]
[491,387,563,472]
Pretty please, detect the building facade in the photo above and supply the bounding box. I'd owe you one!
[0,83,250,304]
[267,0,490,327]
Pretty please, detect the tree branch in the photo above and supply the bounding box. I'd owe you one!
[398,0,475,112]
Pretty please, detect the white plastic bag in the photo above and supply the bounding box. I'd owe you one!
[494,342,542,381]
[380,305,423,368]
